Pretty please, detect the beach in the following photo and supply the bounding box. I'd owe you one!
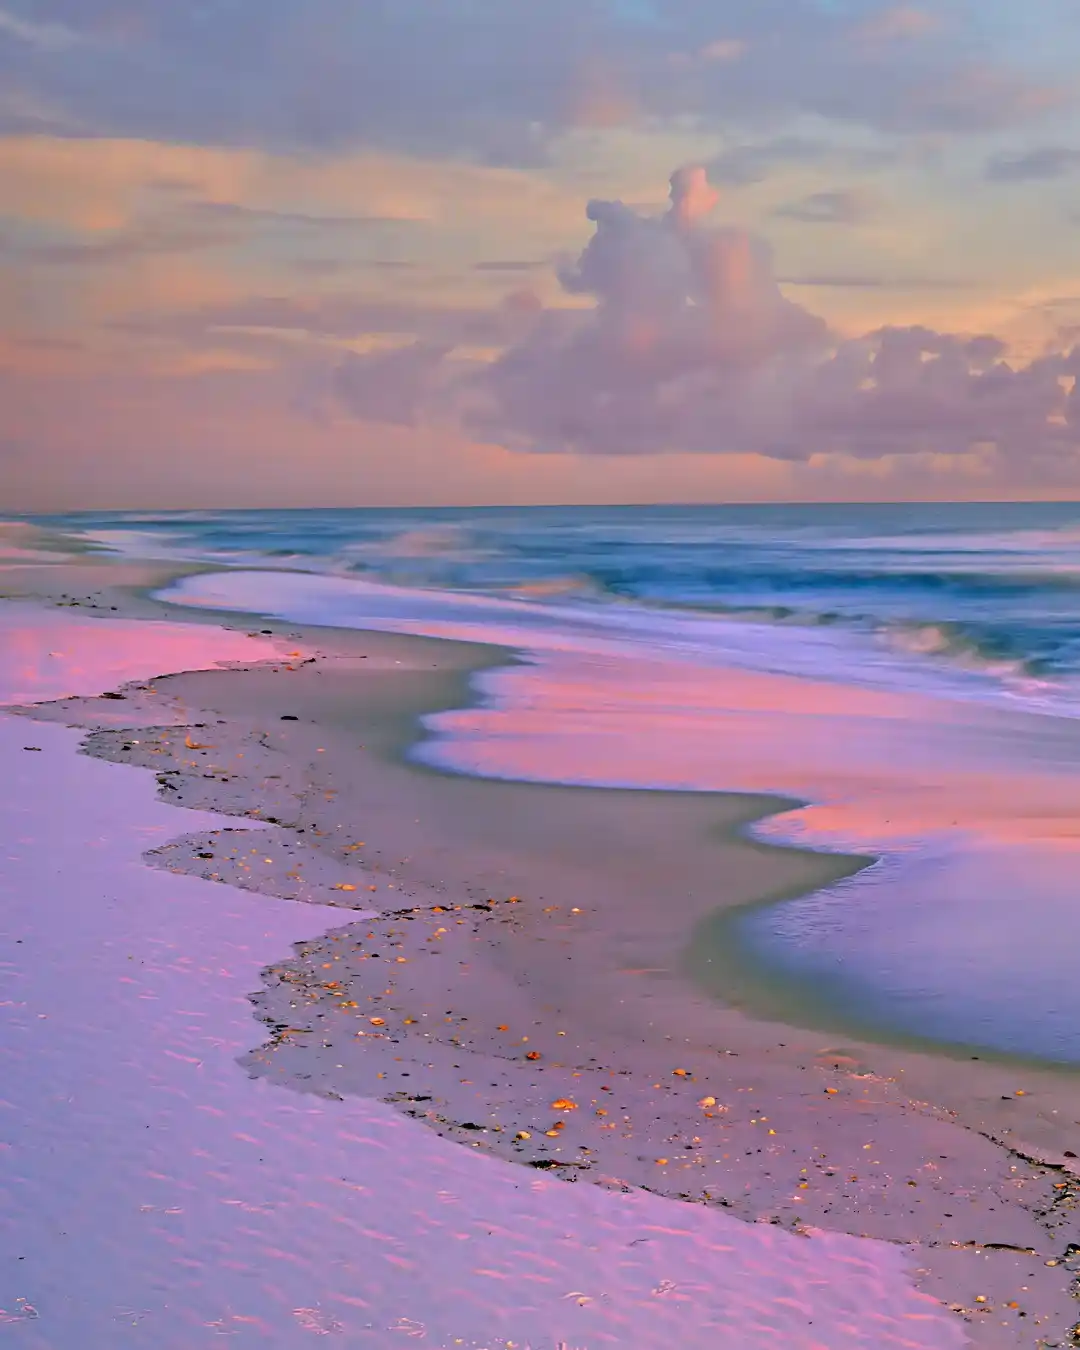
[12,0,1080,1339]
[3,519,1080,1347]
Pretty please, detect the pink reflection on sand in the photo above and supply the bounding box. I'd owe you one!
[0,605,279,706]
[423,649,1080,856]
[417,648,1080,1057]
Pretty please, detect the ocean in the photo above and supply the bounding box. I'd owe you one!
[18,502,1080,1064]
[32,501,1080,712]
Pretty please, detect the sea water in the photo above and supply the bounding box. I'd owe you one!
[27,502,1080,696]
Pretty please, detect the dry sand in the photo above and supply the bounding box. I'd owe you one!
[5,555,1080,1347]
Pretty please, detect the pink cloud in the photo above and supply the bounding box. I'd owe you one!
[451,168,1080,466]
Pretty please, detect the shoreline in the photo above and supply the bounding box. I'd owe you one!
[155,564,1080,1073]
[689,860,1080,1078]
[5,554,1080,1344]
[1,604,948,1349]
[8,555,1080,1084]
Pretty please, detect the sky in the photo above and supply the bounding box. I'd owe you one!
[4,0,1080,508]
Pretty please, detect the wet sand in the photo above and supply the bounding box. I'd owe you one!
[4,553,1080,1346]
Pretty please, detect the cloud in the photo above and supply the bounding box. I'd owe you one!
[321,165,1080,471]
[1,1,1068,157]
[461,165,830,453]
[0,134,584,267]
[984,146,1080,182]
[333,342,452,425]
[461,167,830,453]
[773,189,871,225]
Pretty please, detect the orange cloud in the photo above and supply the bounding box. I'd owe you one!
[0,133,594,362]
[0,134,584,244]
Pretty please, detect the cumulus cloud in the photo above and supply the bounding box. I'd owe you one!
[96,158,1080,470]
[431,167,1080,466]
[463,167,826,453]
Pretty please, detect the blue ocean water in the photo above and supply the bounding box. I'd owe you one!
[31,501,1080,711]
